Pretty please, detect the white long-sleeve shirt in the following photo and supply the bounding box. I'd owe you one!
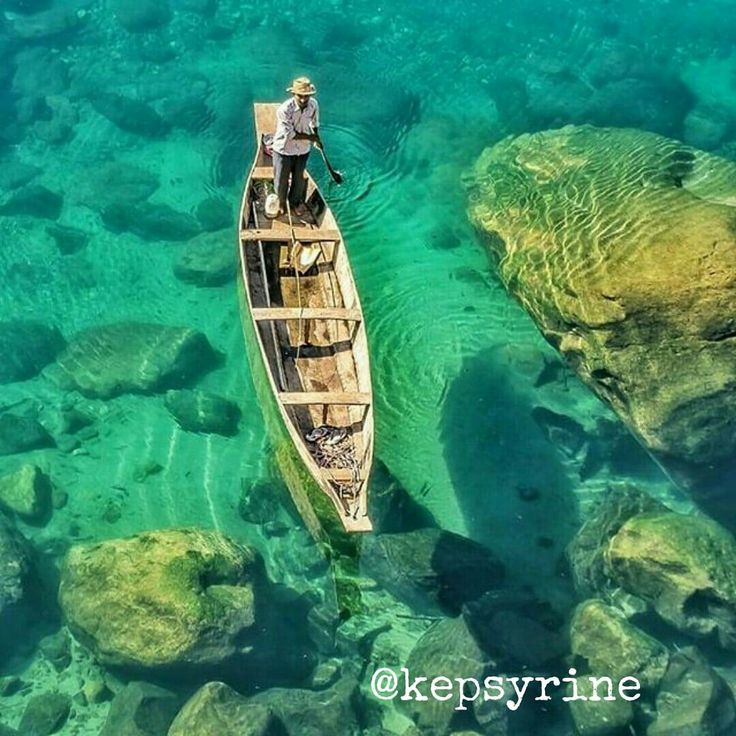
[272,97,319,156]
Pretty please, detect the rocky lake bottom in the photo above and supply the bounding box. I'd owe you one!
[1,0,736,734]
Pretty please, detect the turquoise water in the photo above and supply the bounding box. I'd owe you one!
[0,0,735,733]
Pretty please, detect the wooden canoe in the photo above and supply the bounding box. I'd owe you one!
[237,103,373,540]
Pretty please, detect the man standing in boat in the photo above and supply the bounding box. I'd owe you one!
[271,76,322,218]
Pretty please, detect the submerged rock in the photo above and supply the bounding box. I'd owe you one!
[463,589,567,668]
[51,322,219,399]
[58,528,268,671]
[566,485,666,597]
[76,161,159,210]
[0,413,55,456]
[100,681,181,736]
[401,616,488,735]
[164,389,241,436]
[362,528,505,614]
[0,465,52,522]
[248,675,361,736]
[169,682,286,736]
[92,93,170,138]
[173,230,236,286]
[570,600,668,691]
[0,320,65,384]
[102,201,201,242]
[0,184,62,219]
[0,514,34,617]
[18,692,70,736]
[46,223,89,255]
[606,511,736,650]
[648,647,736,736]
[568,676,634,736]
[466,126,736,511]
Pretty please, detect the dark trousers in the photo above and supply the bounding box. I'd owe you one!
[272,151,309,209]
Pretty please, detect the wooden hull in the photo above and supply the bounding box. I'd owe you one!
[237,103,373,550]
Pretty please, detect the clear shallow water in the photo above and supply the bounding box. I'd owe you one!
[0,0,734,732]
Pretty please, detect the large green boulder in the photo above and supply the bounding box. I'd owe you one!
[570,600,668,691]
[606,511,736,649]
[49,322,219,399]
[58,528,267,671]
[566,485,666,597]
[168,682,286,736]
[466,126,736,509]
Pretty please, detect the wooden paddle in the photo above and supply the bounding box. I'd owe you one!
[317,143,343,185]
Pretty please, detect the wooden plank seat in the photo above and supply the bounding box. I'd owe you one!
[323,468,368,482]
[253,307,362,321]
[251,166,274,179]
[240,228,341,243]
[279,392,371,405]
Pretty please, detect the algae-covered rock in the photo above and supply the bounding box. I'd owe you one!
[51,322,219,399]
[606,511,736,649]
[566,485,666,597]
[0,465,51,521]
[400,616,488,735]
[92,93,170,138]
[0,320,65,384]
[570,600,668,691]
[58,528,267,670]
[173,230,236,286]
[362,528,504,614]
[648,647,736,736]
[100,681,181,736]
[168,682,286,736]
[466,126,736,507]
[164,389,241,436]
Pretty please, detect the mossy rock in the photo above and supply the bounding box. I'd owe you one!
[50,322,219,399]
[173,230,236,286]
[169,682,286,736]
[606,511,736,649]
[466,125,736,503]
[570,599,668,691]
[0,465,51,522]
[164,389,240,436]
[58,528,267,670]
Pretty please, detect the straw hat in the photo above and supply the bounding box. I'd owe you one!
[287,77,316,95]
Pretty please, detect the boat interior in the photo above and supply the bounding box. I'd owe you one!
[239,116,372,524]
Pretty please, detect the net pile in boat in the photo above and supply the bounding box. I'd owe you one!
[305,426,361,511]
